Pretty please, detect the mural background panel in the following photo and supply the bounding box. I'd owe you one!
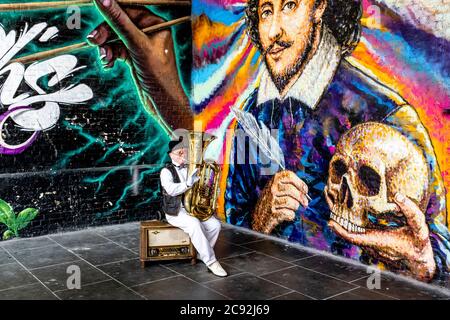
[191,0,450,284]
[0,1,192,237]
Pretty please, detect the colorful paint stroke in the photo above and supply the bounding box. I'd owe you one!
[191,0,450,283]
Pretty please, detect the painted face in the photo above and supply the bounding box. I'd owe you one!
[170,147,188,165]
[258,0,320,91]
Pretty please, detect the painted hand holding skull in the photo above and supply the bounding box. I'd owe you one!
[325,122,436,281]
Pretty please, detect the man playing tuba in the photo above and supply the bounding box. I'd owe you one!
[160,137,228,277]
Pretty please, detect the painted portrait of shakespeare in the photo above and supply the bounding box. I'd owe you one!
[191,0,450,283]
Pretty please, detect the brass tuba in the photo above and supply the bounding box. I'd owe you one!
[183,131,221,221]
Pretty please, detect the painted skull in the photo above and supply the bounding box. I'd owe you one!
[324,122,429,233]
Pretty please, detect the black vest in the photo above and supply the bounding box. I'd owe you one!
[161,163,183,216]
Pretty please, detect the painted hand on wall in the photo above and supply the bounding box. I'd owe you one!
[325,122,437,282]
[251,170,309,234]
[253,171,436,281]
[87,0,193,132]
[328,195,436,281]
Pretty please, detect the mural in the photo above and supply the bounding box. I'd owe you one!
[0,0,192,237]
[1,0,449,288]
[191,0,450,285]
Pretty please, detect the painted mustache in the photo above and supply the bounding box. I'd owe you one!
[263,40,293,56]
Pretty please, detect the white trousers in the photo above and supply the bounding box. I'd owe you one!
[166,208,221,266]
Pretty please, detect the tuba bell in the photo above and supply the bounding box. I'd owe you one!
[183,131,221,221]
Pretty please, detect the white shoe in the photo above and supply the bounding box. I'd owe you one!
[207,261,228,277]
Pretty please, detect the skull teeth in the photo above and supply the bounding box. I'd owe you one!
[330,213,366,233]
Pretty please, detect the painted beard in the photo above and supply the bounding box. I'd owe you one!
[264,23,317,93]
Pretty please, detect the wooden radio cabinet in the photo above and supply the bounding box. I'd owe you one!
[140,220,197,267]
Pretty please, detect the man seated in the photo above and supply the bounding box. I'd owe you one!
[160,137,228,277]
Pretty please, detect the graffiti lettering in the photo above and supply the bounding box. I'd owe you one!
[0,22,93,154]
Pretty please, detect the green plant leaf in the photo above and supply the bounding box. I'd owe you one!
[0,199,15,229]
[3,230,14,240]
[0,211,7,225]
[0,199,13,215]
[16,208,39,231]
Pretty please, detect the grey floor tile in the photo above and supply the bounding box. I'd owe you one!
[70,243,137,266]
[1,236,55,252]
[56,279,143,300]
[9,245,79,269]
[242,240,313,262]
[272,291,313,300]
[133,276,228,300]
[205,273,290,300]
[50,231,110,249]
[0,248,14,266]
[108,234,140,252]
[329,287,395,300]
[218,228,264,245]
[93,222,139,238]
[352,275,450,300]
[262,266,357,299]
[214,241,254,259]
[222,252,292,276]
[2,221,448,301]
[99,258,176,287]
[0,283,57,300]
[30,260,109,292]
[293,255,368,282]
[166,260,243,283]
[0,263,37,290]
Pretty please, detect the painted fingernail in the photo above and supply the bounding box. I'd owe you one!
[100,0,111,7]
[395,193,405,203]
[99,47,107,59]
[87,30,98,39]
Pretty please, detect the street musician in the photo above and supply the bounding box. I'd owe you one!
[160,137,228,277]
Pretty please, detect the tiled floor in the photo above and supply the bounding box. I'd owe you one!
[0,222,449,300]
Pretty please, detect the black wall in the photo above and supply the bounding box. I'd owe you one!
[0,4,191,239]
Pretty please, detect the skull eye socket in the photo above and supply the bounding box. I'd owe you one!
[358,165,381,196]
[330,159,347,184]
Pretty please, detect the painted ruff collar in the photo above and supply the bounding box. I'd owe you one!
[256,26,342,110]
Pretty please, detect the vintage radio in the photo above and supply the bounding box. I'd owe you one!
[140,220,196,267]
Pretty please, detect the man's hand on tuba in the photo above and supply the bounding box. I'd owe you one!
[88,0,193,130]
[186,168,200,188]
